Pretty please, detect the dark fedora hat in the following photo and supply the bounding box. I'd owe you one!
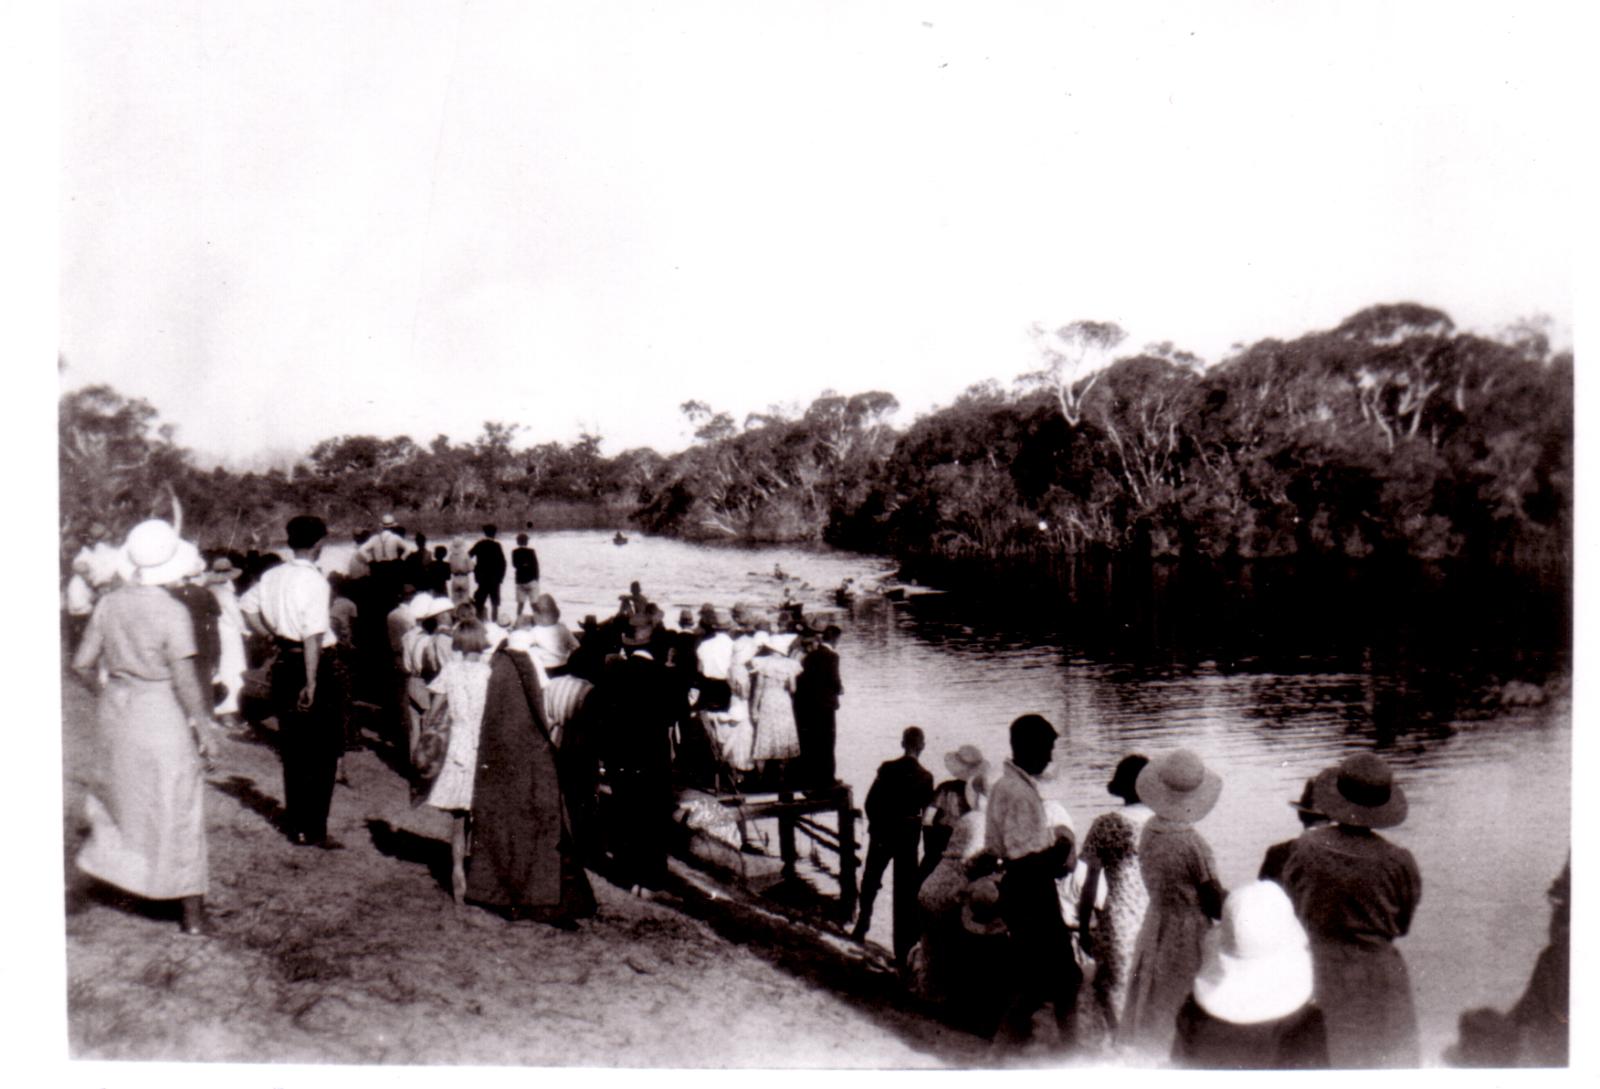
[1311,753,1407,829]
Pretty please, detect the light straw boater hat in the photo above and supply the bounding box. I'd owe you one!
[1193,879,1314,1024]
[943,744,988,782]
[1137,748,1222,823]
[1310,752,1407,829]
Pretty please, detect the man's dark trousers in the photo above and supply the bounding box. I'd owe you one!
[854,820,921,963]
[270,644,341,844]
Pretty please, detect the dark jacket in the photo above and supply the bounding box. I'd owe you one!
[794,644,842,710]
[864,755,934,835]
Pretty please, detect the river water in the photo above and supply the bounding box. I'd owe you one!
[326,530,1571,1065]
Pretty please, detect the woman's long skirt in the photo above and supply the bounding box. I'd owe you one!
[467,649,595,920]
[77,676,207,899]
[1121,900,1210,1056]
[1311,939,1420,1067]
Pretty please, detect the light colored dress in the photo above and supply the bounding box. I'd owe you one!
[72,586,208,899]
[748,653,803,762]
[1082,803,1154,1041]
[210,580,248,716]
[1121,815,1220,1056]
[424,657,493,811]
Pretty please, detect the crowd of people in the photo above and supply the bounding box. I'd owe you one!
[64,511,849,929]
[61,510,1569,1069]
[852,715,1570,1068]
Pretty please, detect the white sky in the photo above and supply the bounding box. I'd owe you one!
[59,1,1579,467]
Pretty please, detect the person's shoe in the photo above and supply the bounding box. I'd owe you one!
[315,836,346,851]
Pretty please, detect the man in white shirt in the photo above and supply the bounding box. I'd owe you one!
[357,513,414,597]
[694,606,735,711]
[357,513,414,565]
[986,713,1080,1047]
[74,522,124,590]
[240,515,342,849]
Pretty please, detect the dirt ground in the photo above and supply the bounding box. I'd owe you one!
[58,670,1001,1069]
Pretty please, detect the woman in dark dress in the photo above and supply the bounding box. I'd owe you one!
[1280,752,1421,1068]
[466,646,595,927]
[1171,879,1329,1069]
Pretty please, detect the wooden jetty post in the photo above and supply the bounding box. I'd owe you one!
[776,787,798,875]
[836,784,857,924]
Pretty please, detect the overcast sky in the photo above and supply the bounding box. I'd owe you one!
[59,1,1578,469]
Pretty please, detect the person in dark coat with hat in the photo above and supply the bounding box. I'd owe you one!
[595,613,678,892]
[793,624,843,792]
[1279,752,1422,1068]
[1259,777,1330,885]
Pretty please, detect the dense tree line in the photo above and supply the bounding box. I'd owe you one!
[638,303,1571,578]
[58,392,657,558]
[60,303,1570,585]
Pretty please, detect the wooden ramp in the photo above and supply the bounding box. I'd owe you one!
[673,783,860,924]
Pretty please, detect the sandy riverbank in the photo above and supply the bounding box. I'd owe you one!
[58,671,987,1068]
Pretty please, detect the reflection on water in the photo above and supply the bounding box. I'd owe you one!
[325,531,1571,1065]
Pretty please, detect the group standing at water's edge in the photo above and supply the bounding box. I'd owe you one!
[59,512,1569,1069]
[62,511,860,925]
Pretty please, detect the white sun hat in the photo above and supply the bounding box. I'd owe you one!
[123,520,201,588]
[409,593,453,620]
[1193,879,1314,1024]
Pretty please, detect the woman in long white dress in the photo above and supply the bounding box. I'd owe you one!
[424,620,493,903]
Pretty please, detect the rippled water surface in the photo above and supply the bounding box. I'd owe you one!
[329,530,1571,1065]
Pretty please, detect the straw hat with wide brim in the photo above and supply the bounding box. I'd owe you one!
[1137,748,1223,823]
[410,593,453,620]
[1311,752,1407,829]
[943,744,988,782]
[1193,879,1314,1024]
